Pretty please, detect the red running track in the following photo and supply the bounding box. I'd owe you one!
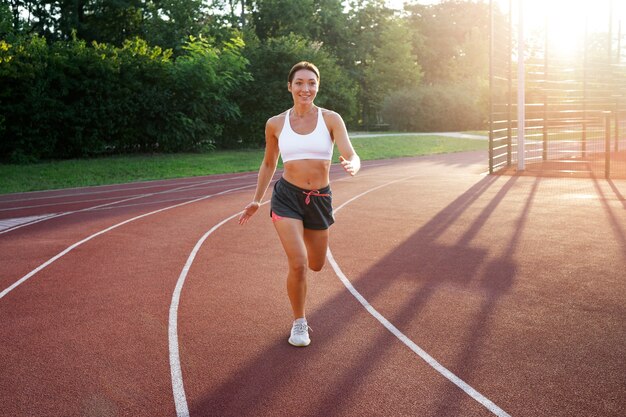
[1,151,625,417]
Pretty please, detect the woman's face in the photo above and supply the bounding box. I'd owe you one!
[288,69,319,106]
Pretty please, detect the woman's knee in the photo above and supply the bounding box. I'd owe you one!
[308,259,325,272]
[288,257,308,276]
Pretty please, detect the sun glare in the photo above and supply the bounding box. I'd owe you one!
[496,0,626,58]
[524,0,605,57]
[543,2,589,56]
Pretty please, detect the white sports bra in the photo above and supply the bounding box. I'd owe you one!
[279,108,334,163]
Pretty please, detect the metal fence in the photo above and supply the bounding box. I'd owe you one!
[489,0,626,179]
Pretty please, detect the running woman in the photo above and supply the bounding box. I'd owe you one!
[238,61,360,347]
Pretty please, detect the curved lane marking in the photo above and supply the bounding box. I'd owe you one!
[0,174,257,204]
[0,213,59,232]
[167,202,270,417]
[0,166,388,236]
[327,179,511,417]
[0,184,255,300]
[168,172,509,417]
[0,177,255,235]
[168,211,242,417]
[0,176,254,212]
[0,176,255,235]
[167,174,367,415]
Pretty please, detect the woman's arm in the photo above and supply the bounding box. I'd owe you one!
[326,111,360,176]
[238,117,281,225]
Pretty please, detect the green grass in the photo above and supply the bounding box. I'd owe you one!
[351,134,485,160]
[0,134,486,194]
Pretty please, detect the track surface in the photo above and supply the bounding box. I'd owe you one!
[1,151,625,417]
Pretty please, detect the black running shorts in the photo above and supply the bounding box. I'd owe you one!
[270,177,334,230]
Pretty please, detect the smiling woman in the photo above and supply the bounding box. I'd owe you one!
[238,61,361,348]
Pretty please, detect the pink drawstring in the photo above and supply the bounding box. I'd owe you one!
[303,190,330,205]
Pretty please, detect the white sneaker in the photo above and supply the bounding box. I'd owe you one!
[288,320,311,347]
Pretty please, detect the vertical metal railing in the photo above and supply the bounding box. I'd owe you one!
[507,0,513,166]
[542,16,549,161]
[488,0,514,173]
[489,0,494,174]
[489,0,625,179]
[605,111,612,179]
[615,102,620,152]
[582,18,588,158]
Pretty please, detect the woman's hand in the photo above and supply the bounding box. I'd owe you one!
[340,155,360,176]
[239,201,260,225]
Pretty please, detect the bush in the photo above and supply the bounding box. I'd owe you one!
[381,81,488,132]
[0,34,250,162]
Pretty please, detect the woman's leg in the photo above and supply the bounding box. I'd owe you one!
[273,218,308,319]
[303,228,330,271]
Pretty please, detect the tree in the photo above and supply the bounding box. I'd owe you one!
[8,0,220,51]
[363,19,422,124]
[250,0,352,64]
[342,0,395,126]
[80,0,144,45]
[251,0,316,40]
[142,0,230,52]
[405,0,490,83]
[0,2,14,37]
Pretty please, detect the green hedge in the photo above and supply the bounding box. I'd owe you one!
[0,31,486,162]
[0,34,250,162]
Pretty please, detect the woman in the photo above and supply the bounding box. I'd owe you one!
[238,61,360,347]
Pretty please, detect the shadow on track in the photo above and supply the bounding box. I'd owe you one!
[591,176,626,262]
[188,172,519,417]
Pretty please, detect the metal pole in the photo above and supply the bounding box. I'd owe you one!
[583,16,588,158]
[517,0,525,171]
[618,20,622,63]
[489,0,494,174]
[608,0,613,61]
[507,0,513,166]
[616,104,620,152]
[581,15,589,158]
[605,112,611,179]
[543,15,548,161]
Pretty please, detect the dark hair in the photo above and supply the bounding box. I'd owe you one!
[288,61,320,83]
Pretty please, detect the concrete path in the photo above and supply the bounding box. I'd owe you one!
[350,132,488,140]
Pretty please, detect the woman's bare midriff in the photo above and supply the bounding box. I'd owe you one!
[282,159,331,190]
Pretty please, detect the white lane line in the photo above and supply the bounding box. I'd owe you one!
[0,184,255,300]
[0,174,257,204]
[327,179,511,417]
[0,164,396,236]
[166,172,455,417]
[0,214,59,232]
[167,178,372,415]
[0,175,254,212]
[167,203,268,417]
[169,213,240,417]
[2,163,390,213]
[0,195,157,211]
[84,189,252,212]
[0,177,254,236]
[327,252,510,417]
